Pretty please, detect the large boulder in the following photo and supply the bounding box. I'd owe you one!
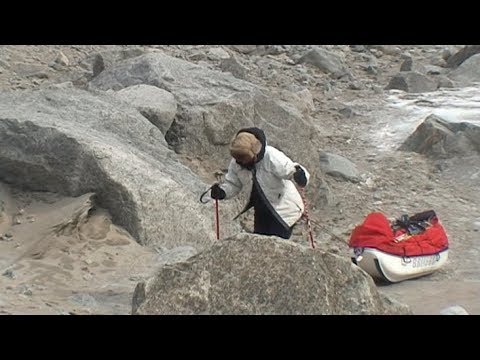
[71,47,147,88]
[399,114,480,159]
[448,54,480,86]
[319,151,361,183]
[446,45,480,68]
[89,52,322,201]
[88,48,146,77]
[296,47,349,79]
[115,84,177,134]
[219,55,248,80]
[0,87,239,250]
[132,233,412,315]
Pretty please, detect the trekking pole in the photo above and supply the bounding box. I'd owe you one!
[214,199,219,240]
[199,170,225,241]
[298,186,315,249]
[213,170,224,241]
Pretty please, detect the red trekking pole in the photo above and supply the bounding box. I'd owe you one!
[199,170,224,241]
[213,170,224,240]
[214,198,220,240]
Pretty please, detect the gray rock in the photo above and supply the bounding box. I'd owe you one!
[399,114,480,159]
[349,81,363,90]
[220,55,248,80]
[350,45,366,53]
[319,151,361,183]
[424,65,445,75]
[115,84,177,134]
[92,54,105,77]
[400,57,427,74]
[2,269,15,279]
[207,48,230,60]
[276,88,315,116]
[378,46,401,56]
[132,233,411,315]
[187,52,207,62]
[473,221,480,231]
[446,45,480,68]
[441,49,451,61]
[437,76,454,89]
[400,57,413,71]
[297,47,349,79]
[87,48,146,78]
[0,88,223,250]
[429,57,447,68]
[54,51,69,67]
[448,53,480,85]
[366,65,378,75]
[339,107,356,118]
[263,45,288,55]
[385,71,438,93]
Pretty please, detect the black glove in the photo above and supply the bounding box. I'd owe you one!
[293,165,307,187]
[210,183,226,200]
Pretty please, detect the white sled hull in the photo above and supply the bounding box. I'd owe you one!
[352,248,448,283]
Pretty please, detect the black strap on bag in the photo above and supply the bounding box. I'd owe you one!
[393,210,437,235]
[409,210,436,222]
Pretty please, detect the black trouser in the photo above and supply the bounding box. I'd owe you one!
[254,206,293,239]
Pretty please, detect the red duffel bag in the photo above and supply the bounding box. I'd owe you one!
[349,210,449,257]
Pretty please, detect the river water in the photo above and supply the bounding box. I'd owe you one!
[363,86,480,314]
[371,86,480,152]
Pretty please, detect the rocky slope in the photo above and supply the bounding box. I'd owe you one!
[1,45,479,314]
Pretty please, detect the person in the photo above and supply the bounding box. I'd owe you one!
[210,127,310,240]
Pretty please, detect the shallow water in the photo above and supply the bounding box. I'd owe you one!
[371,86,480,152]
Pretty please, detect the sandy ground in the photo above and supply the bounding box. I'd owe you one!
[0,183,158,314]
[378,278,480,315]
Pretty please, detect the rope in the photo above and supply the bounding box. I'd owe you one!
[308,218,349,245]
[298,187,315,249]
